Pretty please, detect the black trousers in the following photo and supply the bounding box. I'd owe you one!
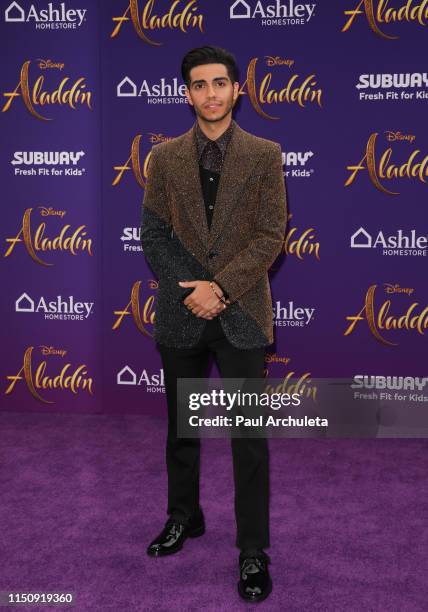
[156,317,269,550]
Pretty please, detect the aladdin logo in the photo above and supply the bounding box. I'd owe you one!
[113,135,149,188]
[15,292,94,320]
[111,0,204,45]
[345,132,428,195]
[273,301,315,326]
[239,57,322,120]
[11,151,86,176]
[3,207,93,266]
[281,214,320,260]
[112,280,156,338]
[264,369,317,401]
[4,346,94,404]
[342,0,428,40]
[121,227,143,252]
[117,366,164,391]
[4,1,87,29]
[116,76,187,104]
[230,0,316,24]
[113,134,174,188]
[344,284,428,346]
[1,60,92,120]
[357,73,428,101]
[351,227,427,256]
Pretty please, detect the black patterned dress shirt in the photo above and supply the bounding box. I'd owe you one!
[193,120,235,300]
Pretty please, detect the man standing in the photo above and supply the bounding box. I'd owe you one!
[140,46,287,603]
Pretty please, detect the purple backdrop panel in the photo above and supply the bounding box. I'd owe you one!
[1,0,101,412]
[1,1,426,415]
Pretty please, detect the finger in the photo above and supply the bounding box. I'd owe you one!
[199,306,216,318]
[213,302,225,313]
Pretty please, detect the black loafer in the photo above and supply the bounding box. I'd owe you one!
[146,516,205,557]
[238,552,272,602]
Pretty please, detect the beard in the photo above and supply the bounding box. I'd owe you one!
[193,95,235,123]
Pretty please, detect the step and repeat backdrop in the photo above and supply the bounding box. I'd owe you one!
[1,1,427,416]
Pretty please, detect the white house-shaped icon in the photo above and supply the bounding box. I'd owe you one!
[230,0,251,19]
[351,227,372,248]
[117,365,137,385]
[117,77,137,98]
[5,2,25,22]
[15,292,35,312]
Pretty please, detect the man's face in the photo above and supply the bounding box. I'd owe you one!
[185,63,239,123]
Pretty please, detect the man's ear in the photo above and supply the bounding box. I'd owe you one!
[184,86,194,107]
[232,81,239,104]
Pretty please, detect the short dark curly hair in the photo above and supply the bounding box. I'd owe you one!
[181,46,239,86]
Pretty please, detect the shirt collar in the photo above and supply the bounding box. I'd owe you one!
[194,119,235,162]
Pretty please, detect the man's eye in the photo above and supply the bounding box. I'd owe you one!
[217,81,226,87]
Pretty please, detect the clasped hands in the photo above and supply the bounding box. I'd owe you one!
[178,280,230,320]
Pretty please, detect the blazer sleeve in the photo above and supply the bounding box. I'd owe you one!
[140,145,196,300]
[213,143,287,303]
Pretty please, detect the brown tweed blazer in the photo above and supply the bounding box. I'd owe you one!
[140,122,287,349]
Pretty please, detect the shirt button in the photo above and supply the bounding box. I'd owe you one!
[209,177,214,182]
[208,205,214,210]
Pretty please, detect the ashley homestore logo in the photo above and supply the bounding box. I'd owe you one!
[15,292,94,320]
[230,0,316,24]
[116,76,187,104]
[4,1,87,28]
[350,227,427,257]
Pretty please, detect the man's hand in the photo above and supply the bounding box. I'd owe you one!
[179,280,229,320]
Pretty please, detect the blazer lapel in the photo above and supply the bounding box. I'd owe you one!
[173,123,257,250]
[173,127,210,247]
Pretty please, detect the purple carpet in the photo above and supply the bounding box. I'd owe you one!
[1,411,427,611]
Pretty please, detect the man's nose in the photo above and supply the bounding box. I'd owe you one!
[206,84,216,97]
